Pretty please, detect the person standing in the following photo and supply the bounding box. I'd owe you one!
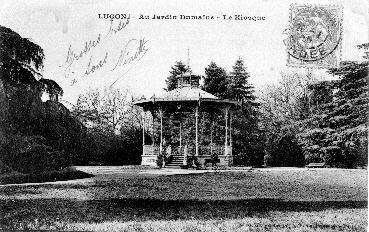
[183,144,188,166]
[165,144,172,165]
[162,140,167,168]
[211,152,218,169]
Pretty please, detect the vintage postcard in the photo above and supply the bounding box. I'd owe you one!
[0,0,367,231]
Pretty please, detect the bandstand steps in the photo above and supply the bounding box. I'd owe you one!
[167,163,184,166]
[166,155,186,168]
[166,161,183,164]
[164,166,182,169]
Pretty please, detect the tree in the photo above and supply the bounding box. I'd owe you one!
[202,62,229,99]
[73,86,139,133]
[258,71,314,166]
[72,86,143,165]
[165,61,190,91]
[326,46,368,167]
[0,25,45,138]
[298,44,368,167]
[200,59,264,166]
[0,25,88,172]
[0,26,44,87]
[228,58,254,102]
[0,26,65,133]
[259,72,314,129]
[228,58,264,166]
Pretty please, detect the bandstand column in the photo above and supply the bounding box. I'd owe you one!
[224,107,229,149]
[151,110,155,145]
[229,110,232,147]
[142,111,146,146]
[159,107,163,153]
[210,119,214,155]
[179,114,182,148]
[195,105,199,157]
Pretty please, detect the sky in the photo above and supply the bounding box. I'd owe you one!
[1,0,368,106]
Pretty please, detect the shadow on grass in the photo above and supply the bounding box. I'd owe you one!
[0,170,93,185]
[0,198,367,225]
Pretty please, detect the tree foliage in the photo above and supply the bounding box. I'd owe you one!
[72,86,143,165]
[165,61,190,91]
[258,44,368,168]
[228,58,254,103]
[298,44,368,167]
[73,87,139,133]
[227,58,264,166]
[202,62,229,99]
[0,26,44,88]
[200,59,264,166]
[258,72,318,167]
[39,78,64,101]
[0,25,88,173]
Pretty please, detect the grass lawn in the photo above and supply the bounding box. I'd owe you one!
[0,168,367,231]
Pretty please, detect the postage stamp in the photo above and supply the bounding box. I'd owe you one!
[284,4,343,68]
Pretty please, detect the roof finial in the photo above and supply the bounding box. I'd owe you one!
[187,48,192,88]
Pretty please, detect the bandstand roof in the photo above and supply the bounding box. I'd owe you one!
[134,72,240,109]
[158,86,218,101]
[134,86,239,108]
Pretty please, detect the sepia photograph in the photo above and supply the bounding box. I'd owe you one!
[0,0,368,231]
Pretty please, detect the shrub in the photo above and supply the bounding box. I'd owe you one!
[233,142,265,167]
[263,152,273,167]
[233,152,250,166]
[304,151,323,164]
[304,145,324,164]
[342,137,368,168]
[0,160,14,174]
[322,146,343,167]
[0,135,67,174]
[271,134,305,167]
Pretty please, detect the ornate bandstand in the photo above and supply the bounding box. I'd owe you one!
[134,72,239,168]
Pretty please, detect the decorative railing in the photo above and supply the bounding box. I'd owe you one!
[143,144,232,157]
[143,145,160,155]
[199,145,221,156]
[199,145,232,156]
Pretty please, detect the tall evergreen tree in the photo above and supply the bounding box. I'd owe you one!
[165,61,190,91]
[228,58,255,103]
[200,59,264,166]
[202,62,229,99]
[228,58,264,166]
[326,45,368,167]
[298,44,368,167]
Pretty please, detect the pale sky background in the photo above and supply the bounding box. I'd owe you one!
[1,0,368,106]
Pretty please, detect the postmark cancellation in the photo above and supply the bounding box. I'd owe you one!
[284,4,343,69]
